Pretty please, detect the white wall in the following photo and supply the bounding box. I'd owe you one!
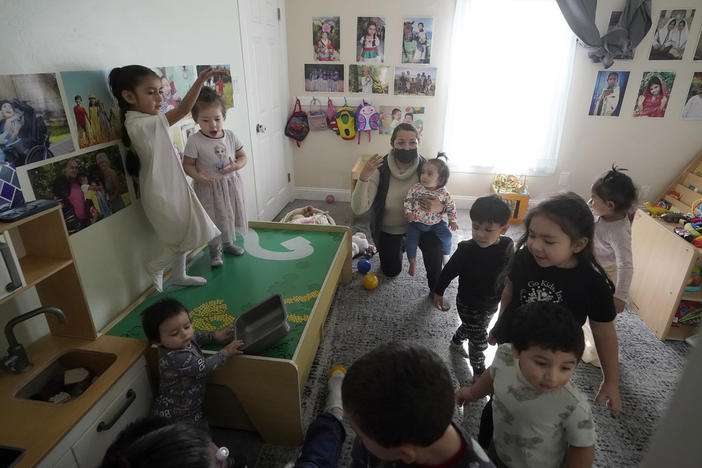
[0,0,255,346]
[287,0,702,203]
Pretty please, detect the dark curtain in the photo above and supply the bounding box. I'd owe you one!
[556,0,651,68]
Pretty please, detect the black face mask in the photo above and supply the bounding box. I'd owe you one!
[394,148,418,164]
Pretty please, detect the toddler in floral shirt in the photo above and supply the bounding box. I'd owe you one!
[403,154,458,276]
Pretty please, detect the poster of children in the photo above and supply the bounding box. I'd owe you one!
[379,105,424,136]
[60,70,121,149]
[150,66,196,113]
[304,64,344,92]
[348,65,391,94]
[27,145,130,234]
[356,17,386,63]
[0,73,74,168]
[588,70,630,116]
[682,72,702,120]
[649,9,695,60]
[401,17,433,64]
[633,72,675,118]
[313,16,340,61]
[195,65,233,109]
[394,67,437,96]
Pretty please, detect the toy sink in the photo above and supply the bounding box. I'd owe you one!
[234,294,290,354]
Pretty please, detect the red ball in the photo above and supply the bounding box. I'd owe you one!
[325,194,335,204]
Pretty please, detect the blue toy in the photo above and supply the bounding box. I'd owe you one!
[357,259,371,274]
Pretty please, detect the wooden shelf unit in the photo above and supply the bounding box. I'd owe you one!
[0,205,96,340]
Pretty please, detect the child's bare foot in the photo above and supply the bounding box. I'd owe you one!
[408,258,416,276]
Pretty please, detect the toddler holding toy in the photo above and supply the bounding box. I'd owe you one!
[403,153,458,276]
[142,298,244,426]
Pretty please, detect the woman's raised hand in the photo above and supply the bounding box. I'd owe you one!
[359,154,383,182]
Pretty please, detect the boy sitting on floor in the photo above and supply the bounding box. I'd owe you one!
[343,342,494,467]
[456,302,596,468]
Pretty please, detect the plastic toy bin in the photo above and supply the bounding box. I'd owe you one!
[234,294,290,354]
[490,185,529,224]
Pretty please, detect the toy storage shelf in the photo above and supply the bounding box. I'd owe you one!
[629,209,699,340]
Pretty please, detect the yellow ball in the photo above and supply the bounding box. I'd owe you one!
[363,273,379,290]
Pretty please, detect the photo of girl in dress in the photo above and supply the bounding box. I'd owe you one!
[394,67,437,96]
[195,65,233,109]
[313,16,340,62]
[348,65,390,94]
[0,73,74,167]
[401,17,433,64]
[633,71,675,118]
[588,70,629,117]
[27,145,130,234]
[356,17,386,63]
[304,64,344,92]
[649,9,695,60]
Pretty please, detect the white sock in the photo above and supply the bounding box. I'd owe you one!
[171,253,207,287]
[325,366,346,412]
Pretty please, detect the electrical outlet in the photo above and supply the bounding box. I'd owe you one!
[558,172,570,186]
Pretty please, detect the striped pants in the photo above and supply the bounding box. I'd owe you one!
[452,299,496,373]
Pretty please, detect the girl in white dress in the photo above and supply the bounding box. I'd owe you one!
[183,87,248,267]
[109,65,226,292]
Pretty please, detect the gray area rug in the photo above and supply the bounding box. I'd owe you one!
[251,200,691,467]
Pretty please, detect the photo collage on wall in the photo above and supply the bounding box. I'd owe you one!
[302,15,437,138]
[0,63,235,233]
[587,8,701,121]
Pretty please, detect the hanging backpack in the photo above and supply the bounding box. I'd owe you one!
[335,105,356,141]
[327,98,339,134]
[284,98,309,147]
[308,97,328,131]
[355,100,381,143]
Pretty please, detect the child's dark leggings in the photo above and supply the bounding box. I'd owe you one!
[452,301,495,373]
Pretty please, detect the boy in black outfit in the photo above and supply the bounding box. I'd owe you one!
[432,194,513,379]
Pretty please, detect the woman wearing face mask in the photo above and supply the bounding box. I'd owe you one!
[351,122,445,292]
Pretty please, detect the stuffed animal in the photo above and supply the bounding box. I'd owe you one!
[351,232,376,259]
[280,205,335,225]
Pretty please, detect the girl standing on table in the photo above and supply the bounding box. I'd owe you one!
[183,87,248,267]
[109,65,226,292]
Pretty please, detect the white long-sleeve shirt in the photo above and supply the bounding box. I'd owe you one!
[593,215,633,302]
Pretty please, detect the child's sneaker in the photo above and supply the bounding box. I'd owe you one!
[449,340,470,359]
[223,243,244,256]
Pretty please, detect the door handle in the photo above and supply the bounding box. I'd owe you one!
[256,123,267,133]
[97,389,136,432]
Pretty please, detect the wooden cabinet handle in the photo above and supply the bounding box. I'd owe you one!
[97,389,136,433]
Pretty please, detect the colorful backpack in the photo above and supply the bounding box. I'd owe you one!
[284,98,309,147]
[335,105,356,141]
[308,97,328,131]
[356,100,380,143]
[327,98,339,134]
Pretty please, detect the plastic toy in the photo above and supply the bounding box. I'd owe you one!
[685,266,701,292]
[643,202,672,217]
[325,194,335,204]
[363,273,378,290]
[667,190,681,200]
[660,212,688,224]
[692,199,702,217]
[357,259,371,274]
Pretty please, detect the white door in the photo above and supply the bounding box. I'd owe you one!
[238,0,294,221]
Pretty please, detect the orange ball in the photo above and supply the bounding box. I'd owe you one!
[363,273,379,290]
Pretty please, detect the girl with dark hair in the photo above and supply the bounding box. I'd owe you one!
[489,192,622,413]
[108,65,227,291]
[634,75,669,117]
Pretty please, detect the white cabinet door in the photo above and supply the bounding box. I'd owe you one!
[239,0,294,221]
[71,362,152,467]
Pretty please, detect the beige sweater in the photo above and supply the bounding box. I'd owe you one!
[351,155,419,235]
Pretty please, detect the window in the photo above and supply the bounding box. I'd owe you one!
[443,0,575,175]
